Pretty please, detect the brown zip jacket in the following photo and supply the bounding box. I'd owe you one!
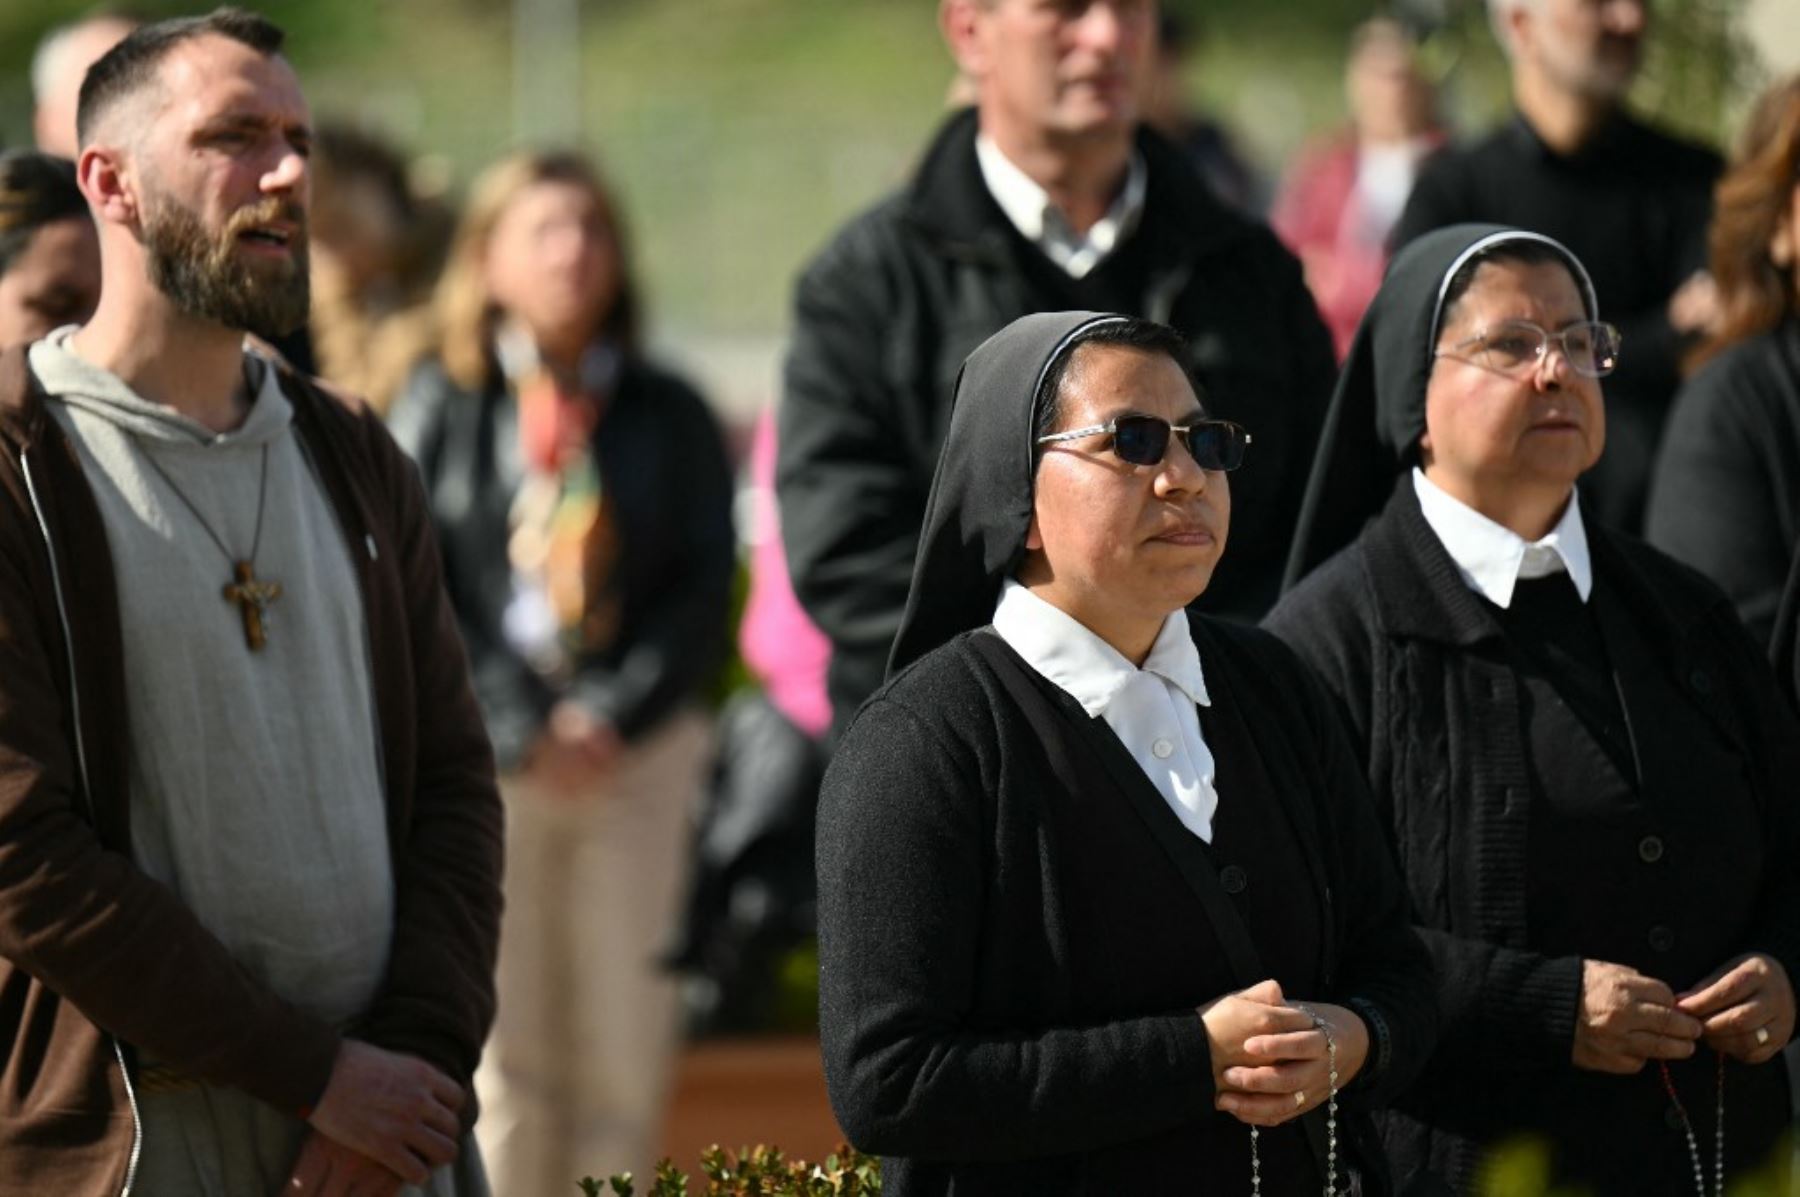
[0,346,503,1196]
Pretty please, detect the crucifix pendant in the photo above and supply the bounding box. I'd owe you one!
[223,560,282,651]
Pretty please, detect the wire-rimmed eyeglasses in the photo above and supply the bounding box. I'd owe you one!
[1434,319,1623,379]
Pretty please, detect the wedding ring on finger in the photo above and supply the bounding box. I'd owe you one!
[1293,1091,1306,1109]
[1756,1026,1771,1046]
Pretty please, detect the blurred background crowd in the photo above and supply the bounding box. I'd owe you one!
[4,0,1800,1189]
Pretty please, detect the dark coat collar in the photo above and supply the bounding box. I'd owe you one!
[900,107,1255,265]
[1361,472,1720,656]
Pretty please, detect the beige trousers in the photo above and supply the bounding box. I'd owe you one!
[476,711,709,1196]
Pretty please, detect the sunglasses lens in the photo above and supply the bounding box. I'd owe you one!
[1112,415,1171,465]
[1186,422,1246,471]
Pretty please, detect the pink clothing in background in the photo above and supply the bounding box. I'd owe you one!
[739,409,833,740]
[1272,132,1440,361]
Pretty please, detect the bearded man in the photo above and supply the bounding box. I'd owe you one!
[0,9,502,1197]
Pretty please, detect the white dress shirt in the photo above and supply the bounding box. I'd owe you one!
[992,579,1220,842]
[1412,468,1594,608]
[975,134,1148,280]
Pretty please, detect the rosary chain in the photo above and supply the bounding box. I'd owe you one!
[1248,1004,1340,1197]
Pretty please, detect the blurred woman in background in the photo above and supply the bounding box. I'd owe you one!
[1271,17,1441,361]
[0,150,98,349]
[1647,75,1800,647]
[390,150,735,1194]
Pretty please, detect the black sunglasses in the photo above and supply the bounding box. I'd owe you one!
[1035,415,1252,471]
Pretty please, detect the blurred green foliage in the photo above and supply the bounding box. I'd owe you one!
[582,1143,881,1196]
[0,0,1767,345]
[1480,1130,1795,1196]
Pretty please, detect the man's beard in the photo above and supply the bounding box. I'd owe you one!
[141,194,311,340]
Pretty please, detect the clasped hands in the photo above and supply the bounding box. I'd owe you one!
[1573,953,1794,1075]
[526,701,623,796]
[1201,979,1369,1127]
[280,1040,465,1197]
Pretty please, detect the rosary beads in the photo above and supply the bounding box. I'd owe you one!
[1248,1004,1340,1197]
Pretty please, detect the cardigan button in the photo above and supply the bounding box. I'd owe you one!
[1689,668,1712,694]
[1638,835,1665,864]
[1220,865,1248,895]
[1648,925,1676,953]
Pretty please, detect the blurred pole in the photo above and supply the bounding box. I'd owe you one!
[513,0,584,145]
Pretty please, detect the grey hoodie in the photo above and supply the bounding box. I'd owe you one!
[28,329,398,1193]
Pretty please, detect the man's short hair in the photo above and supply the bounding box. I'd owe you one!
[76,7,286,148]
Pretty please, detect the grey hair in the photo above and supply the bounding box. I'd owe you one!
[30,13,140,102]
[1486,0,1536,58]
[30,22,84,103]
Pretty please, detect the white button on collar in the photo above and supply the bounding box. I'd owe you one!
[1151,738,1174,760]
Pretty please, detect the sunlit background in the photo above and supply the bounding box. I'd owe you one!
[2,0,1793,415]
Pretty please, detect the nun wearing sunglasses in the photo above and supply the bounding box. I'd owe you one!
[816,312,1436,1196]
[1268,225,1800,1194]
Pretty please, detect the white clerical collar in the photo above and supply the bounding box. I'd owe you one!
[992,578,1209,717]
[974,133,1147,279]
[1412,467,1594,609]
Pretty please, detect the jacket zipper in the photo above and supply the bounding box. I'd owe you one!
[19,447,143,1197]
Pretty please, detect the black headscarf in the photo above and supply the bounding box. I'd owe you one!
[888,311,1133,677]
[1281,223,1599,588]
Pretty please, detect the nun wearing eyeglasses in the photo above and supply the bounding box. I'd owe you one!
[1267,225,1800,1194]
[815,312,1435,1196]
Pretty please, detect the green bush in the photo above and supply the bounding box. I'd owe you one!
[582,1144,880,1197]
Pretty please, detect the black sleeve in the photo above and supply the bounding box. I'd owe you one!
[1268,570,1586,1075]
[1262,241,1341,612]
[1242,632,1439,1106]
[815,695,1217,1161]
[567,380,736,741]
[1707,595,1800,991]
[1646,375,1789,646]
[777,231,927,687]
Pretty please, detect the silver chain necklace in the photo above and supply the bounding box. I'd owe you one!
[1249,1003,1341,1197]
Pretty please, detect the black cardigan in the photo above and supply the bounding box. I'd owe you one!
[1267,482,1800,1189]
[816,615,1435,1195]
[1646,318,1800,647]
[389,354,735,768]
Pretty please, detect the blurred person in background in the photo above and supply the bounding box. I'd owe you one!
[1646,76,1800,648]
[1271,224,1800,1194]
[1272,17,1442,361]
[1391,0,1721,536]
[664,406,831,1034]
[0,150,99,349]
[309,123,451,413]
[1141,10,1267,215]
[30,9,140,159]
[390,150,735,1194]
[780,0,1336,738]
